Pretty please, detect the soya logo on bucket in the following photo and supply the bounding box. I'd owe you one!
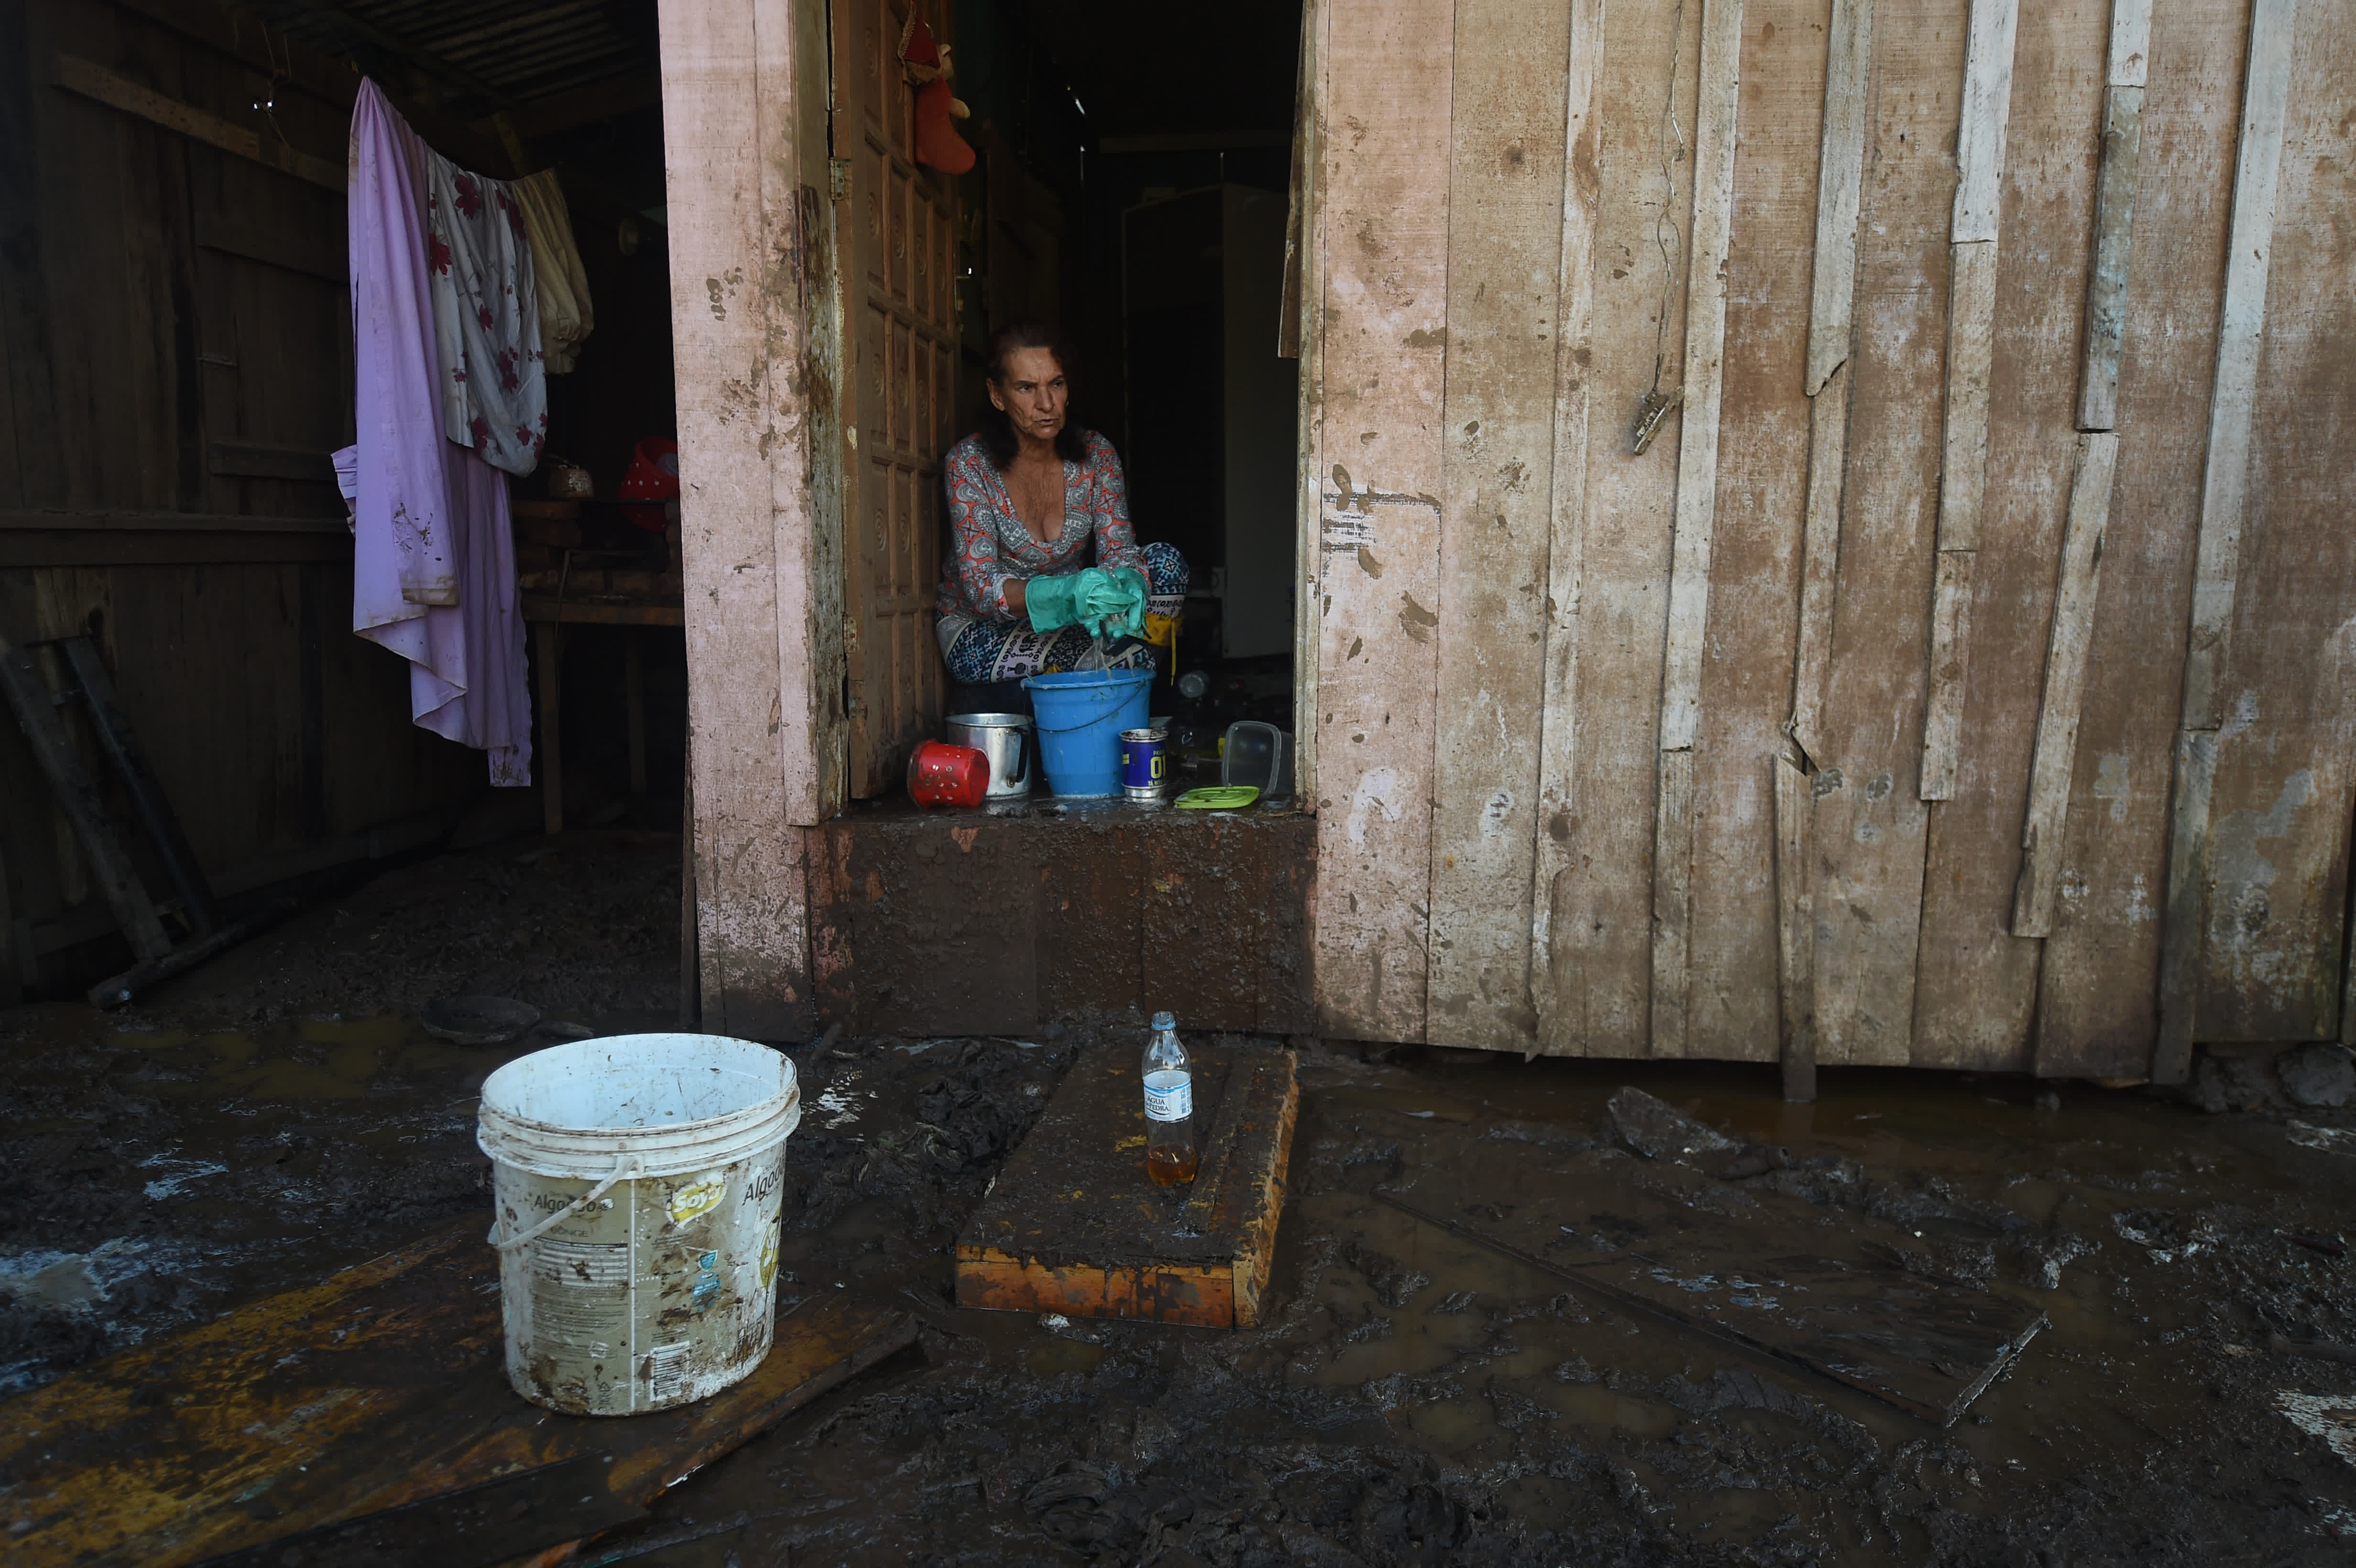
[666,1172,726,1227]
[759,1220,781,1291]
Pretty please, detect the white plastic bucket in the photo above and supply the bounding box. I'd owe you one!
[477,1033,801,1416]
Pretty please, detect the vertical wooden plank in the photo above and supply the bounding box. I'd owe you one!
[1917,239,1995,800]
[2076,0,2151,431]
[1424,0,1570,1051]
[1808,0,1969,1067]
[1541,0,1706,1055]
[1910,0,2109,1066]
[1290,0,1326,810]
[2012,432,2117,936]
[1527,0,1606,1054]
[2192,0,2356,1045]
[1791,0,1873,765]
[1806,0,1874,399]
[1308,0,1453,1044]
[1774,752,1815,1100]
[2154,0,2300,1079]
[2034,0,2247,1078]
[659,0,823,1038]
[1917,0,2017,802]
[1680,0,1824,1061]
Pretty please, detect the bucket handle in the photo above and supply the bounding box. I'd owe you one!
[487,1154,642,1251]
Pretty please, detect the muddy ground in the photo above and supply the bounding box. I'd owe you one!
[4,831,2356,1565]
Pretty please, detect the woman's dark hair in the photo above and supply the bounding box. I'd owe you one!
[978,322,1090,468]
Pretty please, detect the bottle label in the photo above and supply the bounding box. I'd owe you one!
[1143,1070,1192,1122]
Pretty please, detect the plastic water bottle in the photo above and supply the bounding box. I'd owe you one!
[1141,1011,1196,1185]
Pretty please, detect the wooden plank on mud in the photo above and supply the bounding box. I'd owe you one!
[2013,433,2118,937]
[2034,0,2248,1078]
[1528,0,1610,1055]
[956,1047,1299,1328]
[1308,0,1454,1045]
[1909,0,2111,1068]
[1376,1147,2047,1425]
[1680,0,1828,1062]
[1807,0,1970,1067]
[2190,0,2356,1046]
[0,1220,914,1568]
[1647,0,1746,1058]
[1426,0,1572,1051]
[2155,0,2301,1078]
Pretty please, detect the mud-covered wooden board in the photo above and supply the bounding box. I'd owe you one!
[1378,1144,2044,1425]
[0,1218,914,1568]
[956,1046,1298,1328]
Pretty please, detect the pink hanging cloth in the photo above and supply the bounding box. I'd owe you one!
[344,80,533,787]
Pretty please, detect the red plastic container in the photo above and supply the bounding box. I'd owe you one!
[907,740,990,808]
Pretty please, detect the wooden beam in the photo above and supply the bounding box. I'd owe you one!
[1426,0,1573,1049]
[2011,433,2118,936]
[2076,0,2151,430]
[1649,0,1745,1057]
[1949,0,2020,245]
[1806,0,1875,396]
[1527,0,1608,1053]
[2155,0,2301,1082]
[1774,752,1816,1100]
[48,54,344,193]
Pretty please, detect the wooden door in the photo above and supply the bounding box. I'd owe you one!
[831,0,958,797]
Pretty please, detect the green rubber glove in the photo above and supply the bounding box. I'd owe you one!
[1078,567,1149,638]
[1024,571,1083,633]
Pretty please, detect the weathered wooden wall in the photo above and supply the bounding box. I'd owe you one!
[1299,0,2356,1076]
[0,0,482,999]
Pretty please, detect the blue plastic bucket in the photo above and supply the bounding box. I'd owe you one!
[1022,669,1154,797]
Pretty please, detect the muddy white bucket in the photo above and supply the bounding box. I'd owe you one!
[477,1033,800,1416]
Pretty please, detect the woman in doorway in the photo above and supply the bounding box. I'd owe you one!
[934,323,1188,704]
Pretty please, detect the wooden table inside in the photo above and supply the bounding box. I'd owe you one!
[521,595,682,835]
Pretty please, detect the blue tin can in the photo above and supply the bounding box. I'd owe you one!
[1120,726,1168,799]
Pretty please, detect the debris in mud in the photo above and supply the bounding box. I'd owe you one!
[1606,1085,1739,1163]
[2277,1044,2356,1109]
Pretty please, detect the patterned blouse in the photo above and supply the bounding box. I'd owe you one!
[935,430,1146,624]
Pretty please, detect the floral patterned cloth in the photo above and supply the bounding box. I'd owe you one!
[934,429,1146,633]
[425,152,545,476]
[943,544,1189,685]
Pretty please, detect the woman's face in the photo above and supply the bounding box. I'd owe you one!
[987,347,1068,447]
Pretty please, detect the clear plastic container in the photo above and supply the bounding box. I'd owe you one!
[1220,721,1293,803]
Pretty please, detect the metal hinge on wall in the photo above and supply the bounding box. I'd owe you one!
[829,159,851,202]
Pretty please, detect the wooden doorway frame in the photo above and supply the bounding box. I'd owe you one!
[657,0,1332,1040]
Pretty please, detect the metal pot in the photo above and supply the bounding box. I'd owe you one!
[944,712,1034,800]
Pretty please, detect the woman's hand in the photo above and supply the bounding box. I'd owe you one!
[1004,578,1027,616]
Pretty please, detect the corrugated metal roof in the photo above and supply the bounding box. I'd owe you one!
[252,0,658,113]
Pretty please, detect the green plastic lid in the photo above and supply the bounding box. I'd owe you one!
[1175,785,1259,810]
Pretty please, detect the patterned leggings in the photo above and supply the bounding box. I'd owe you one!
[944,543,1190,685]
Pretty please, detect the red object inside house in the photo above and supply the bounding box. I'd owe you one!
[907,740,990,808]
[619,437,679,531]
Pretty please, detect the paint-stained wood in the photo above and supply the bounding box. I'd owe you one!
[2156,0,2300,1076]
[2075,83,2143,431]
[1910,0,2109,1067]
[1774,752,1816,1099]
[1919,239,1996,802]
[1679,0,1821,1061]
[1541,0,1706,1056]
[1949,0,2021,244]
[1288,0,1327,807]
[1425,0,1572,1051]
[2192,0,2356,1046]
[1648,747,1697,1054]
[2035,0,2247,1078]
[0,1219,913,1568]
[1790,371,1849,762]
[956,1048,1298,1329]
[1309,0,1453,1045]
[2013,433,2117,936]
[1528,0,1608,1054]
[1807,0,1968,1067]
[1807,0,1874,396]
[658,0,827,1037]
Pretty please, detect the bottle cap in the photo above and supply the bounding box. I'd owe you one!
[1149,1011,1176,1031]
